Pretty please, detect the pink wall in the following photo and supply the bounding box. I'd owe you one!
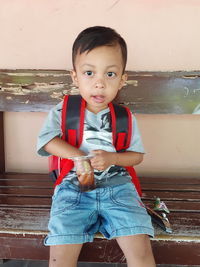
[1,0,200,71]
[1,0,200,177]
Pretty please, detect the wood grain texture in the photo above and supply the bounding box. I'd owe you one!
[0,174,199,234]
[0,173,200,264]
[1,69,200,113]
[0,234,200,265]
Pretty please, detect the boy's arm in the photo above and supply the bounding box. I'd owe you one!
[44,136,86,159]
[90,150,143,171]
[37,101,85,159]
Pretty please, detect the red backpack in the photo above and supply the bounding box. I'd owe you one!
[49,95,142,197]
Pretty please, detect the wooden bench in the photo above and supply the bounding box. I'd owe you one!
[0,70,200,265]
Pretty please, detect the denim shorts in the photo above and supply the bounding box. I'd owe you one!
[44,181,154,245]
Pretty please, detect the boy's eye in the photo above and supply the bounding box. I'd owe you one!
[84,71,93,76]
[107,72,116,77]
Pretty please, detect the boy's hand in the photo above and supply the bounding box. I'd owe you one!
[90,150,116,171]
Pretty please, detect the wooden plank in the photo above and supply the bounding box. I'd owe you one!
[0,173,50,180]
[2,182,199,191]
[1,185,199,201]
[151,240,200,265]
[0,112,5,173]
[142,190,200,201]
[0,69,200,114]
[0,234,199,265]
[0,208,50,232]
[166,212,200,236]
[1,186,199,199]
[0,179,53,187]
[2,173,200,185]
[80,239,200,265]
[0,196,199,212]
[1,174,200,190]
[0,206,199,237]
[140,176,200,185]
[1,188,199,202]
[5,178,199,189]
[142,183,200,191]
[0,206,199,264]
[1,172,200,184]
[0,187,53,196]
[144,200,200,212]
[0,195,51,206]
[0,234,49,260]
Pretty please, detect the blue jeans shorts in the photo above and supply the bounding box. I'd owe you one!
[44,181,154,245]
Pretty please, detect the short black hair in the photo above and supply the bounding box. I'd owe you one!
[72,26,127,73]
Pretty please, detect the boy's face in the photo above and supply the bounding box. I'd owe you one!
[71,45,127,114]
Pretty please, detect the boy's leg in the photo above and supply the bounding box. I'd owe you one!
[116,234,156,267]
[49,244,83,267]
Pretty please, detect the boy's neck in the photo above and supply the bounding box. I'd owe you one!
[86,104,109,114]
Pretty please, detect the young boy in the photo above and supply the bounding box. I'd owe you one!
[37,26,155,267]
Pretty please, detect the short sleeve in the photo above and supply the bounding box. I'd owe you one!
[126,113,145,153]
[37,101,63,156]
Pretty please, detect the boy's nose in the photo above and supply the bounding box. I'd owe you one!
[95,79,105,89]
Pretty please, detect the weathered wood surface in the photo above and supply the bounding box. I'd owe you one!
[0,173,200,264]
[0,69,200,114]
[0,234,200,265]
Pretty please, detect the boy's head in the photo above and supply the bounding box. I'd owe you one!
[71,26,128,114]
[72,26,127,73]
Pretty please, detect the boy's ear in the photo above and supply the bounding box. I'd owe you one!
[119,73,128,90]
[70,70,78,87]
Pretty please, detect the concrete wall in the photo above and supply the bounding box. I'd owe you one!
[1,0,200,177]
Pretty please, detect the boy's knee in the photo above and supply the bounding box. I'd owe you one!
[49,244,82,267]
[117,234,155,265]
[130,236,155,266]
[130,238,152,259]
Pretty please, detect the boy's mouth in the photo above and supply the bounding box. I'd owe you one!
[91,95,105,103]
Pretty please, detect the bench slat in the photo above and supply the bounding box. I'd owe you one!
[0,179,52,187]
[0,187,53,196]
[0,195,51,206]
[0,234,200,265]
[1,69,200,114]
[142,190,200,200]
[142,184,200,191]
[2,173,200,184]
[0,173,49,180]
[0,197,199,213]
[0,207,199,237]
[140,176,200,184]
[0,208,49,232]
[1,189,200,203]
[1,179,200,191]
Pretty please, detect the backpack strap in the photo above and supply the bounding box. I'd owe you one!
[54,95,86,187]
[62,95,86,147]
[109,103,132,151]
[125,166,142,197]
[109,102,142,197]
